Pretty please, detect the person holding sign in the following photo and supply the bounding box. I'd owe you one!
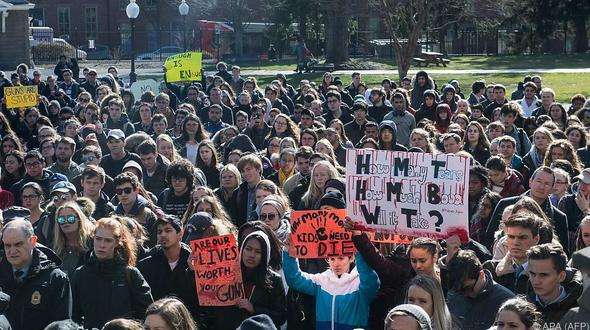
[213,231,287,329]
[282,223,380,330]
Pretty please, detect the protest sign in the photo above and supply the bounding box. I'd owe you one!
[130,79,160,100]
[346,149,469,240]
[190,234,244,306]
[164,51,202,83]
[4,86,38,109]
[289,209,355,258]
[367,231,413,245]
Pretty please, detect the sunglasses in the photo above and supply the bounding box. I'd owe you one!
[259,213,277,221]
[82,155,96,162]
[57,214,77,225]
[53,194,70,202]
[115,187,133,195]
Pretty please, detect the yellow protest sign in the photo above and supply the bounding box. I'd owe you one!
[4,86,38,109]
[164,52,202,83]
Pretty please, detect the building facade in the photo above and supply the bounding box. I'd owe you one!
[0,0,33,69]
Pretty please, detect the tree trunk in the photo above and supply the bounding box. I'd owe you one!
[438,29,447,55]
[325,1,349,66]
[234,27,244,57]
[573,16,589,53]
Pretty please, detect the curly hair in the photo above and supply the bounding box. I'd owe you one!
[543,139,583,172]
[166,158,196,191]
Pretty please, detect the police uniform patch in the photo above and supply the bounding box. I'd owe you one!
[31,291,41,305]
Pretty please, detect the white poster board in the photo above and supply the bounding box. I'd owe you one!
[345,149,470,240]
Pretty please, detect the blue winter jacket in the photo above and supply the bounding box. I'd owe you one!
[282,250,380,330]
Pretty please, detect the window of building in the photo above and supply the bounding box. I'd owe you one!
[57,7,70,37]
[85,7,98,39]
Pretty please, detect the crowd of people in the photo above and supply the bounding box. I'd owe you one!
[0,57,589,330]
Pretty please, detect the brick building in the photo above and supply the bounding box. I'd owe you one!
[28,0,268,58]
[0,0,34,70]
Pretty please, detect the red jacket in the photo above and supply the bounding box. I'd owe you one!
[493,170,526,198]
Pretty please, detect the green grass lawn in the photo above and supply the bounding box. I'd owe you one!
[199,53,590,71]
[137,71,589,104]
[254,72,590,104]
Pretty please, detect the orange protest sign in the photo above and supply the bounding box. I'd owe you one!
[289,209,355,258]
[190,234,244,306]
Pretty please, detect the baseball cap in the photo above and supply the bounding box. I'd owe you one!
[107,129,125,140]
[51,181,77,194]
[576,169,590,185]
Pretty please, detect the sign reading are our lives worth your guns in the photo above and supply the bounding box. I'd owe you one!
[346,149,470,239]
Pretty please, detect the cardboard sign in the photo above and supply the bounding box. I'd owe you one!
[4,86,38,109]
[190,234,244,306]
[130,79,160,100]
[346,149,470,240]
[289,209,355,258]
[164,52,203,83]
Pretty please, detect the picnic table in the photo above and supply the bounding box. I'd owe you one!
[413,51,451,67]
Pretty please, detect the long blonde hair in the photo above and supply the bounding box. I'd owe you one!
[94,217,138,267]
[156,134,181,162]
[53,202,95,258]
[301,161,340,209]
[406,275,453,330]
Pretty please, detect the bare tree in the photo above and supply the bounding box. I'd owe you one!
[378,0,473,79]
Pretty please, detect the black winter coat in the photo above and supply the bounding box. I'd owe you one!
[137,244,198,316]
[72,254,153,329]
[212,270,287,329]
[0,247,71,330]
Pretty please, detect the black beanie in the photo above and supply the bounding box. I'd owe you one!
[237,314,278,330]
[319,191,346,209]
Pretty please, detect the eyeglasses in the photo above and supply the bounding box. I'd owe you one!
[259,213,277,221]
[25,161,42,168]
[57,214,78,225]
[22,194,40,201]
[80,98,90,102]
[107,138,122,143]
[115,187,134,195]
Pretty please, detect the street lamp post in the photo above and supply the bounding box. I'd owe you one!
[126,0,140,84]
[179,0,189,52]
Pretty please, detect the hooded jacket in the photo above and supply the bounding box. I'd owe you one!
[440,85,458,113]
[382,109,416,147]
[410,71,435,109]
[528,267,583,325]
[72,253,153,329]
[214,232,287,329]
[377,121,407,151]
[115,195,158,247]
[282,250,380,330]
[0,247,71,330]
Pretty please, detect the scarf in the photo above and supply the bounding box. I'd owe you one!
[529,146,544,168]
[278,167,294,186]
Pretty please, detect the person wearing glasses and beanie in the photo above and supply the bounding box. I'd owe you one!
[34,181,78,248]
